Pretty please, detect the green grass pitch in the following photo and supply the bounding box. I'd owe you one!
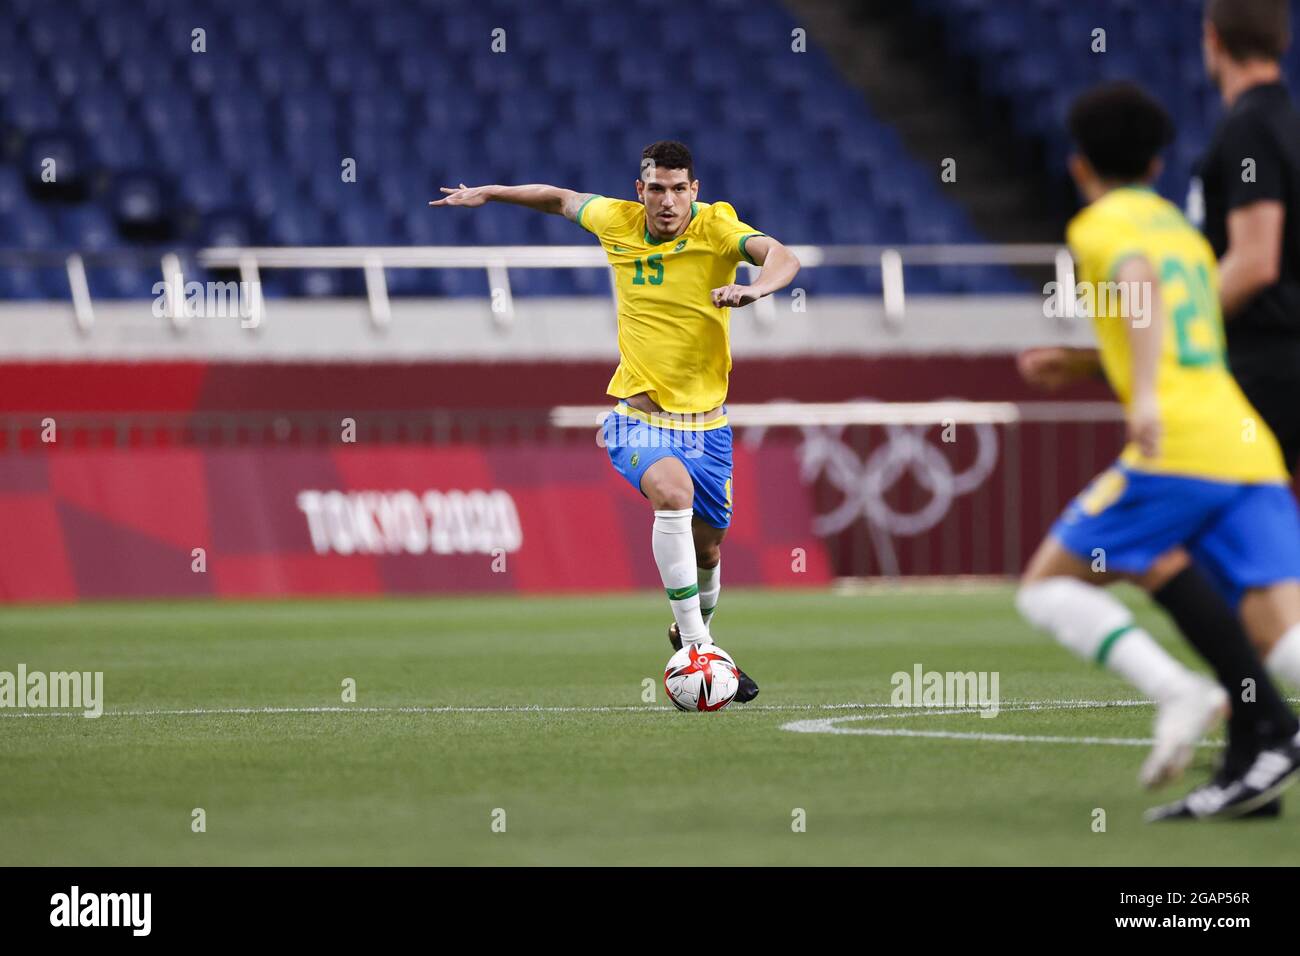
[1,586,1294,866]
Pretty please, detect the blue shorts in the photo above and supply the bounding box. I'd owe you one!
[1052,464,1300,607]
[601,406,733,529]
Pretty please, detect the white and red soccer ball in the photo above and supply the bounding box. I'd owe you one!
[664,642,740,712]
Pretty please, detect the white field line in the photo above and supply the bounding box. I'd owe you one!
[0,698,1150,719]
[802,727,1184,747]
[780,700,1227,748]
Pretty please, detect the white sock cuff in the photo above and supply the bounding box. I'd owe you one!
[1267,623,1300,684]
[1267,623,1300,659]
[653,509,693,533]
[1016,577,1133,662]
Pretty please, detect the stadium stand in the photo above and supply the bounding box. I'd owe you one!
[912,0,1300,203]
[0,0,1014,300]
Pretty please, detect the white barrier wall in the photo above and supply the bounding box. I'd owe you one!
[0,295,1095,360]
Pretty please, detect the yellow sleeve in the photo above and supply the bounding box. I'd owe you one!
[704,201,766,264]
[575,195,617,236]
[1067,211,1143,288]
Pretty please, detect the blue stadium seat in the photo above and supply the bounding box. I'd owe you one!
[85,266,158,299]
[109,172,170,232]
[0,0,1128,300]
[59,206,117,251]
[917,0,1300,204]
[199,209,256,248]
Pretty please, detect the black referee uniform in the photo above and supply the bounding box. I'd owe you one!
[1194,81,1300,473]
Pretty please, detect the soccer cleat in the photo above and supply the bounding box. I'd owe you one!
[1138,676,1229,790]
[1250,797,1285,818]
[669,623,759,703]
[1219,736,1300,817]
[1146,790,1282,822]
[734,668,760,703]
[1145,735,1300,821]
[1143,792,1201,822]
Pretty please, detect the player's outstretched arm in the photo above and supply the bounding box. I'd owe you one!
[1017,347,1103,391]
[429,183,595,220]
[710,236,801,308]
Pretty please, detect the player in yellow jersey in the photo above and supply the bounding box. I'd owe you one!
[1013,83,1300,819]
[431,141,800,701]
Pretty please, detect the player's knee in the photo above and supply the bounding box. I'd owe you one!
[649,484,692,511]
[1016,577,1109,631]
[696,541,721,567]
[641,459,693,511]
[1016,576,1133,660]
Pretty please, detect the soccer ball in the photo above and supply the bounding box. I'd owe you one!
[663,642,740,712]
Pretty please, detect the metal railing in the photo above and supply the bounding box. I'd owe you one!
[195,243,1068,331]
[0,400,1122,451]
[1,243,1070,333]
[0,409,562,451]
[550,400,1122,429]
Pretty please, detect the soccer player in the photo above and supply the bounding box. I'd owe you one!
[1015,83,1300,819]
[430,141,801,700]
[1020,1,1300,692]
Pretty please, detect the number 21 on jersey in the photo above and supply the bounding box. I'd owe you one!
[1160,256,1223,368]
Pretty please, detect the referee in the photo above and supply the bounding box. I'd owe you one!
[1195,0,1300,472]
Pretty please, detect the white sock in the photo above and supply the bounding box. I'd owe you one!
[1016,577,1195,702]
[1266,623,1300,688]
[698,560,721,628]
[653,509,709,645]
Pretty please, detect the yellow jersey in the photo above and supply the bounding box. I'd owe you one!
[1066,186,1287,483]
[577,196,765,414]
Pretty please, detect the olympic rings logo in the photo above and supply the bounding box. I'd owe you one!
[742,400,999,540]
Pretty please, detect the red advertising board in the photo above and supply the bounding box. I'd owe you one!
[0,440,832,602]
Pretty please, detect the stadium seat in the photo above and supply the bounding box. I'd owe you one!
[0,0,1088,300]
[916,0,1300,203]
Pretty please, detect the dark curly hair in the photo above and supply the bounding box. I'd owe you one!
[1067,82,1174,182]
[640,141,694,181]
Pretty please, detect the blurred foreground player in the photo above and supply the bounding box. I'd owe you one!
[1015,83,1300,819]
[431,141,800,701]
[1022,0,1300,690]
